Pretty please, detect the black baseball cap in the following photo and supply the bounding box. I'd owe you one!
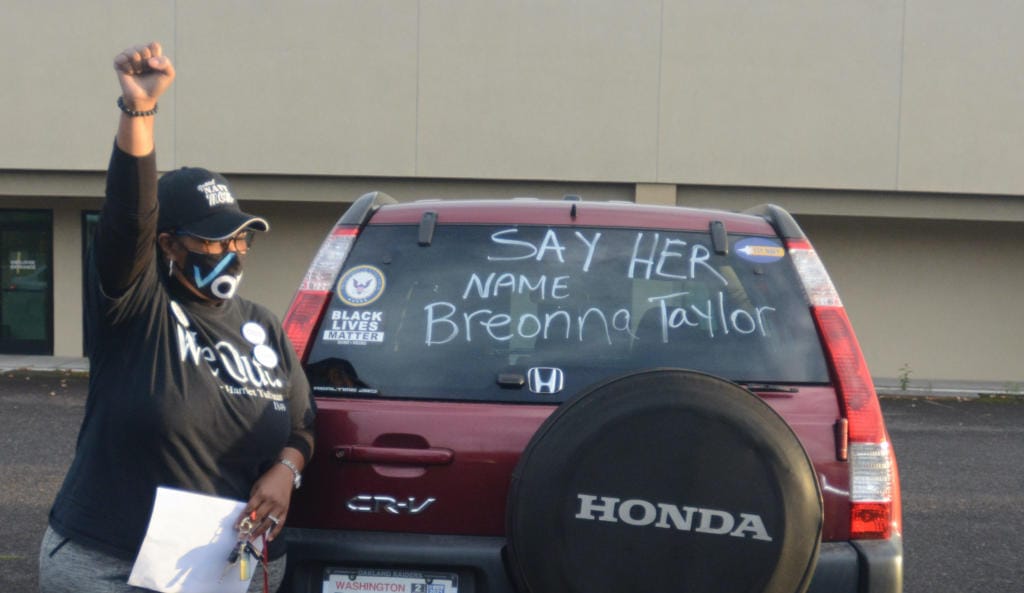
[157,167,269,239]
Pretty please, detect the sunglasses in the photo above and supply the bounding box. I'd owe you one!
[174,229,255,255]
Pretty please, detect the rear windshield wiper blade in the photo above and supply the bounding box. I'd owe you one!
[737,382,799,394]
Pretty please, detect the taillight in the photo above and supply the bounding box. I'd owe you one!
[788,239,901,539]
[282,226,358,363]
[849,442,898,538]
[813,307,884,443]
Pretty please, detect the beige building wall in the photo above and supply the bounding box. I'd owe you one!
[800,216,1024,384]
[0,1,176,170]
[1,1,1022,384]
[899,1,1024,194]
[658,2,904,190]
[4,0,1024,195]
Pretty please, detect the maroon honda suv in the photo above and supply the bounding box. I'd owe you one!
[281,194,902,593]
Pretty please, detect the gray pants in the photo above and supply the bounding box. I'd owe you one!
[38,526,286,593]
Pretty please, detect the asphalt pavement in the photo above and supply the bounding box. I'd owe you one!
[881,395,1024,592]
[0,371,85,592]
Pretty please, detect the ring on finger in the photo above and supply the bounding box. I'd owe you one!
[267,514,281,526]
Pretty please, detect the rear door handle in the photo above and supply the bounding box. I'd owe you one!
[334,445,454,466]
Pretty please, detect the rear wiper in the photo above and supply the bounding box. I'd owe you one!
[737,382,799,394]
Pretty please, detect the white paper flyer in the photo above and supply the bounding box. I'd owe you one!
[128,487,262,593]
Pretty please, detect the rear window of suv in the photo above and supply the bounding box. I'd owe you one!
[305,223,829,402]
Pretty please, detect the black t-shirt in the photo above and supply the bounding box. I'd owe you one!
[49,146,315,560]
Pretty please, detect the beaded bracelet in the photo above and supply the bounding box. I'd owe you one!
[117,96,158,117]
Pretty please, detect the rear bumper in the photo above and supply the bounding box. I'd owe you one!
[808,537,903,593]
[284,528,902,593]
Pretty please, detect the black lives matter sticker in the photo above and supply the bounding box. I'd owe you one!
[322,309,385,345]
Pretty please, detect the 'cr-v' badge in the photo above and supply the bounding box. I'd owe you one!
[527,367,565,394]
[347,495,435,515]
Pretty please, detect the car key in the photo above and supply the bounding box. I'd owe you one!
[226,514,256,581]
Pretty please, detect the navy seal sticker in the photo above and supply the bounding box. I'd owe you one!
[337,265,386,307]
[735,238,786,263]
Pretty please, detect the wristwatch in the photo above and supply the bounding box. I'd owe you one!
[278,458,302,490]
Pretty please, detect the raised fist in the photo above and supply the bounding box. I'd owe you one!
[113,42,175,112]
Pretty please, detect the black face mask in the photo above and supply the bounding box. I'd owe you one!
[180,250,244,300]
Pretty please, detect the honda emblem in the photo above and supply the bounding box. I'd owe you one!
[527,367,565,394]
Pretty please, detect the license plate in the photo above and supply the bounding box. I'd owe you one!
[323,568,459,593]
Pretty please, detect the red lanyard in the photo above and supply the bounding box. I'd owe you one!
[261,533,270,593]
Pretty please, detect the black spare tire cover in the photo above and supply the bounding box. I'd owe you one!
[506,369,822,593]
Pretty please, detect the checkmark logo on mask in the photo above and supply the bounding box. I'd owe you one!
[192,252,237,288]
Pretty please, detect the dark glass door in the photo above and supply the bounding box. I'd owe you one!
[82,211,100,354]
[0,210,53,354]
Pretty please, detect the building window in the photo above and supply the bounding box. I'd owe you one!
[0,210,53,354]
